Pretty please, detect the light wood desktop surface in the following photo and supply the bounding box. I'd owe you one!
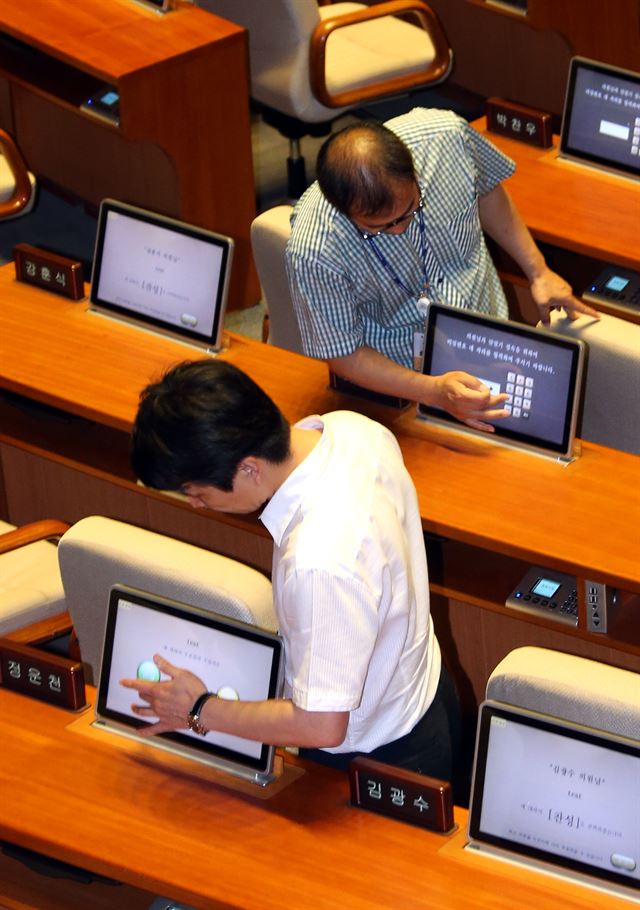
[0,264,637,595]
[0,685,634,910]
[472,117,640,271]
[1,262,638,719]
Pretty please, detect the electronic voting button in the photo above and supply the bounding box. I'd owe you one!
[583,266,640,315]
[506,567,578,626]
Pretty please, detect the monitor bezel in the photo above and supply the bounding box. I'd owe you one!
[90,199,233,351]
[468,701,640,895]
[559,56,640,181]
[416,303,585,460]
[96,585,283,784]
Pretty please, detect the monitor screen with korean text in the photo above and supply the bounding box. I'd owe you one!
[90,199,233,351]
[468,702,639,898]
[559,57,640,180]
[417,303,585,460]
[96,585,284,786]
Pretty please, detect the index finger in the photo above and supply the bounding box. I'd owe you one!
[120,677,150,691]
[566,297,600,321]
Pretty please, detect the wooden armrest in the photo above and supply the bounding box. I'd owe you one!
[0,129,33,219]
[310,0,451,109]
[3,610,75,647]
[0,519,71,554]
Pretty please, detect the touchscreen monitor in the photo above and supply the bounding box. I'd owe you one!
[417,303,585,460]
[468,701,640,898]
[559,57,640,181]
[90,199,233,351]
[96,585,284,785]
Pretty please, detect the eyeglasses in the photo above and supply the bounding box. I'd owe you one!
[358,193,424,240]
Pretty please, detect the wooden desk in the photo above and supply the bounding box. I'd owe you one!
[473,118,640,270]
[0,263,638,709]
[0,686,632,910]
[0,0,259,310]
[472,118,640,325]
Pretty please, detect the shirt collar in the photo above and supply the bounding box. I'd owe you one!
[260,415,325,546]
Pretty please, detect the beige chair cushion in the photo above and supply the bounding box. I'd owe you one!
[58,516,276,682]
[487,646,640,742]
[544,311,640,455]
[321,3,439,99]
[0,520,66,635]
[200,0,444,123]
[250,204,303,354]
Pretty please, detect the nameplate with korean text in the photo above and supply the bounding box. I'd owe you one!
[0,638,86,710]
[14,243,85,300]
[486,98,553,148]
[349,756,455,833]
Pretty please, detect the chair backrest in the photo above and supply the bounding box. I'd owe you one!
[250,204,304,354]
[198,0,322,118]
[57,516,276,682]
[486,646,640,742]
[544,310,640,455]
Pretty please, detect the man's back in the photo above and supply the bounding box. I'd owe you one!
[260,410,440,753]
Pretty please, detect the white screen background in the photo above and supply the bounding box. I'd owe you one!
[105,599,276,760]
[479,715,639,881]
[97,211,224,337]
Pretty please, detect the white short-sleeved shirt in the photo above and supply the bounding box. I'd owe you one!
[286,108,516,368]
[260,410,440,753]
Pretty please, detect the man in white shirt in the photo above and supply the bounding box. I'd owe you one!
[123,360,460,782]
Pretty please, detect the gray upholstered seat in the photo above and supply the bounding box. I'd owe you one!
[0,520,68,635]
[542,310,640,455]
[250,204,303,354]
[486,646,640,742]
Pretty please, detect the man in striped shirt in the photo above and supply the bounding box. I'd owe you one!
[286,108,597,431]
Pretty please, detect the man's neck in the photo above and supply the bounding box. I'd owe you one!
[268,425,322,491]
[262,427,322,503]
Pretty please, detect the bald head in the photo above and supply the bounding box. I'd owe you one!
[316,122,415,217]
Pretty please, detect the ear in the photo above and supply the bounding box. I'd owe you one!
[237,457,261,481]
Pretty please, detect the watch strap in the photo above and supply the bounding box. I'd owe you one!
[187,691,216,735]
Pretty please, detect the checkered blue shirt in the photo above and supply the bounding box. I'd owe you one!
[286,108,515,368]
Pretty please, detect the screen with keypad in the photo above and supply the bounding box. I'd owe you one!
[559,56,640,181]
[417,303,585,458]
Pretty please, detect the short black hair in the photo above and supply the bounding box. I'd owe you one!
[131,360,291,492]
[316,121,415,216]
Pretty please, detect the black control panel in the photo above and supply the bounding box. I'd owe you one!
[506,567,578,626]
[80,86,120,126]
[582,266,640,314]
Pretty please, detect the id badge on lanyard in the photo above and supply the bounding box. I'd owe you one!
[413,293,430,370]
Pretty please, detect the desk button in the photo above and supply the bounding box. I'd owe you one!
[611,854,636,872]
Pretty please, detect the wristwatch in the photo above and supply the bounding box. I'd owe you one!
[187,691,216,735]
